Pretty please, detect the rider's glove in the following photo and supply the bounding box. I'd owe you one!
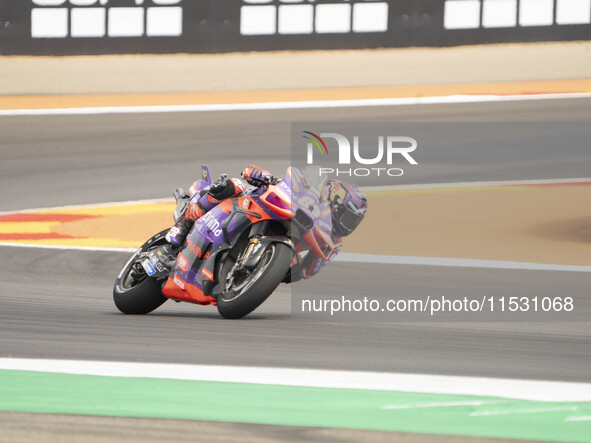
[209,178,236,200]
[242,164,264,183]
[208,177,245,201]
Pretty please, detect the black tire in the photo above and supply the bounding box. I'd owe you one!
[217,242,292,319]
[113,230,169,315]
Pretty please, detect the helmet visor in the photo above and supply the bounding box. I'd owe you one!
[336,203,364,235]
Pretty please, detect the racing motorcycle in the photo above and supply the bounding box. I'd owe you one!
[113,165,336,319]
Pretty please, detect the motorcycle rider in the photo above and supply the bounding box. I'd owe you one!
[165,165,268,248]
[166,164,367,278]
[300,178,367,278]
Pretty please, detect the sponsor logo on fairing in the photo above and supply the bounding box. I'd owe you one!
[186,238,209,259]
[199,211,223,237]
[177,254,188,272]
[279,180,291,194]
[153,261,166,273]
[173,275,185,289]
[143,260,156,276]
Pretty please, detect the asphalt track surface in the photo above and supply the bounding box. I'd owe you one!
[2,98,591,211]
[1,98,591,440]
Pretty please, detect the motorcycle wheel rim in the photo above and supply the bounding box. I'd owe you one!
[221,245,275,302]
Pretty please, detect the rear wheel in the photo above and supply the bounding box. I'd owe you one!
[217,241,292,319]
[113,230,169,315]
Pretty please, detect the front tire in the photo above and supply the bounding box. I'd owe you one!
[113,230,169,315]
[217,242,292,319]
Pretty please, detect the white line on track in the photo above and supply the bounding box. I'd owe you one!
[335,253,591,272]
[0,242,586,272]
[470,406,579,416]
[380,400,507,409]
[1,92,590,117]
[566,416,591,421]
[0,242,136,253]
[1,358,590,402]
[363,177,591,192]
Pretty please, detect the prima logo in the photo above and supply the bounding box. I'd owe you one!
[31,0,183,39]
[200,211,223,237]
[303,131,418,177]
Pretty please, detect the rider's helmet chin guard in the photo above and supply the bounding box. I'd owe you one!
[327,180,368,237]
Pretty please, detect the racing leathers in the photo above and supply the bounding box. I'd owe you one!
[297,178,344,279]
[165,165,344,280]
[165,176,247,248]
[165,164,271,248]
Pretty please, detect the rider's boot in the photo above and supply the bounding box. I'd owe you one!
[165,217,193,249]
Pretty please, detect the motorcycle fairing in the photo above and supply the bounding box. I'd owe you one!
[289,167,338,277]
[161,185,292,306]
[201,164,213,185]
[161,199,233,305]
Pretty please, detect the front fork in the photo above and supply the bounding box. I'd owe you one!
[228,221,271,278]
[225,236,262,289]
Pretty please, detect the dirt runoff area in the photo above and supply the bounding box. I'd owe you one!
[1,41,590,96]
[2,181,589,267]
[346,182,591,266]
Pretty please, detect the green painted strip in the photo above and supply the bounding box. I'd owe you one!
[1,370,590,442]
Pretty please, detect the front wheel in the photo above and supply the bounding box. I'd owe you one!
[113,229,169,314]
[217,242,292,319]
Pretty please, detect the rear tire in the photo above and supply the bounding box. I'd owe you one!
[113,229,169,315]
[217,242,292,319]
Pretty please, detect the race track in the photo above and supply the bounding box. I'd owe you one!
[1,97,590,440]
[2,97,590,210]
